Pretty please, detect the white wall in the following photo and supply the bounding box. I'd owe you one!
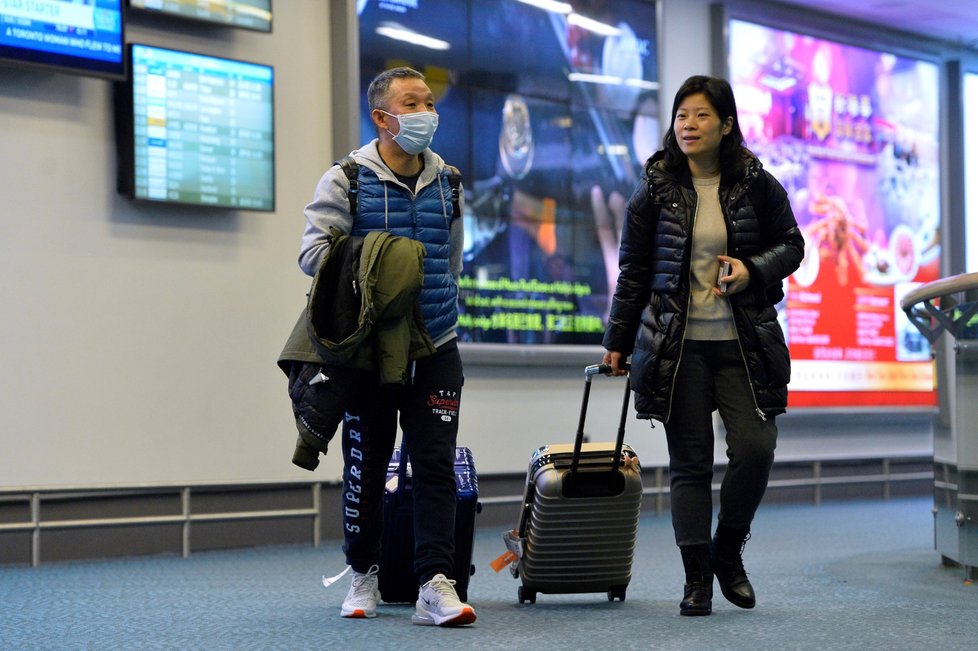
[0,2,335,488]
[0,0,932,490]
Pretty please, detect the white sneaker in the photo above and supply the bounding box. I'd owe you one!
[412,574,477,627]
[340,565,380,619]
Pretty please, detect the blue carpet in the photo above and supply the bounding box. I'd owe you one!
[0,497,974,650]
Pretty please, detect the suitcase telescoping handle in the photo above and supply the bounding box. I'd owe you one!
[570,363,631,475]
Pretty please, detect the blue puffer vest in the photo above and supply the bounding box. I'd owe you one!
[351,165,458,341]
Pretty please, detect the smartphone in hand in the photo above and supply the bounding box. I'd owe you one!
[717,261,731,293]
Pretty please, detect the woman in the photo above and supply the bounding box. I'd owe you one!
[602,75,804,616]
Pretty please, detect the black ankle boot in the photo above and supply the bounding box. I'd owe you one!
[679,545,713,616]
[712,525,755,609]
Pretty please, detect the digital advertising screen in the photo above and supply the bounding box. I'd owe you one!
[726,18,941,408]
[0,0,125,80]
[966,71,978,273]
[115,44,275,211]
[127,0,272,32]
[358,0,659,345]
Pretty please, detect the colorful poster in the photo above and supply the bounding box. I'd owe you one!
[728,19,940,407]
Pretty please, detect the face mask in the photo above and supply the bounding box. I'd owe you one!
[382,110,438,155]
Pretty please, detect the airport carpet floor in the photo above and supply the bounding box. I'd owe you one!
[1,496,975,650]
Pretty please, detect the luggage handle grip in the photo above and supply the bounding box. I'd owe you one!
[584,362,629,378]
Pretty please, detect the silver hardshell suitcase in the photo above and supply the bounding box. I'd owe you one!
[514,364,642,604]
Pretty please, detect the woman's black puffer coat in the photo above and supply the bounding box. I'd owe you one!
[602,150,805,423]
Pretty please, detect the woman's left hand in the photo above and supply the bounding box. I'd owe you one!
[714,255,750,296]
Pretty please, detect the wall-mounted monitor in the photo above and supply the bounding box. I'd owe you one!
[721,14,942,409]
[127,0,272,32]
[359,0,659,346]
[0,0,125,80]
[115,43,276,211]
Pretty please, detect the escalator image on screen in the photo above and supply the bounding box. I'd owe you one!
[359,0,659,345]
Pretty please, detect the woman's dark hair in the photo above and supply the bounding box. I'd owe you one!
[661,75,746,178]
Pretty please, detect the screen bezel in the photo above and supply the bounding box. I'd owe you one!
[960,60,978,274]
[114,42,277,213]
[126,0,273,33]
[0,0,126,81]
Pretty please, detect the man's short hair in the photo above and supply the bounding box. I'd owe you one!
[367,67,426,112]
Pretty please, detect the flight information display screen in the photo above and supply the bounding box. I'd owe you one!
[117,44,275,211]
[128,0,272,32]
[0,0,124,79]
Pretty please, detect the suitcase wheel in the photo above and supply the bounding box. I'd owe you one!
[518,586,537,604]
[607,585,627,602]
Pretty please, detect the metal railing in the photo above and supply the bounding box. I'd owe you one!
[478,456,932,514]
[0,456,932,567]
[0,481,323,567]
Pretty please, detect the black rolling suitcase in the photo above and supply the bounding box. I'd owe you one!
[508,364,642,604]
[378,446,479,603]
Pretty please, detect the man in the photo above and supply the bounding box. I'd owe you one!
[299,67,474,627]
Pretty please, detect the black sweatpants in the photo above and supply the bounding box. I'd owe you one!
[341,339,463,584]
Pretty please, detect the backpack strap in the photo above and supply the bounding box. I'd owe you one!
[339,156,461,219]
[335,155,359,216]
[444,164,462,219]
